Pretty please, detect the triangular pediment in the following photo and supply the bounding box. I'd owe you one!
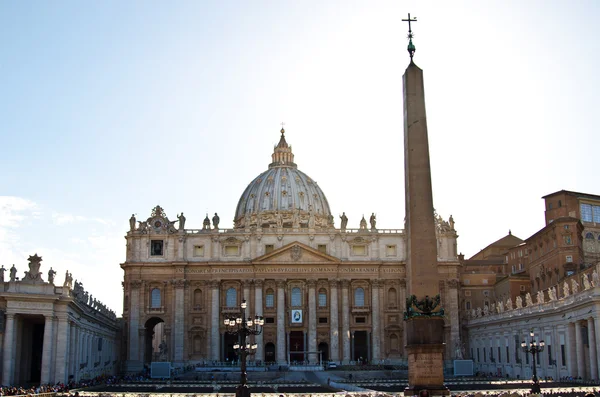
[254,242,341,263]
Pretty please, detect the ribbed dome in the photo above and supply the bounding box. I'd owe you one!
[234,128,333,229]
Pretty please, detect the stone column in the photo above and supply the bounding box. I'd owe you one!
[595,318,600,380]
[40,315,55,384]
[276,280,287,364]
[588,318,598,380]
[341,280,351,364]
[54,315,70,383]
[210,280,221,361]
[254,280,264,362]
[447,279,461,358]
[173,279,186,362]
[371,279,381,362]
[307,279,317,364]
[399,279,407,357]
[243,280,252,314]
[329,279,340,362]
[566,323,575,376]
[2,313,15,386]
[575,321,585,378]
[128,280,142,367]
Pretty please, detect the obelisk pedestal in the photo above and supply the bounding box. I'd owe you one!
[404,318,448,396]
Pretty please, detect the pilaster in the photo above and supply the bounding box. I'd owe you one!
[341,279,351,364]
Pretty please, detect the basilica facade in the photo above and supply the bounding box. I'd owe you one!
[121,129,461,372]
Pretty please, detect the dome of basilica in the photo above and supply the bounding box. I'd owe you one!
[234,128,333,229]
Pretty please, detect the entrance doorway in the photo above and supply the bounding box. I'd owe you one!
[353,331,368,362]
[318,342,329,363]
[265,342,276,364]
[289,331,305,363]
[223,333,239,363]
[144,317,165,363]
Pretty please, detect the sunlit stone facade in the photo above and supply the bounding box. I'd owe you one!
[121,129,461,372]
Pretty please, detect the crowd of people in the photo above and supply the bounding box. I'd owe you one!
[0,374,142,396]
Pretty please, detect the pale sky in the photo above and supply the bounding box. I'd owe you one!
[1,1,599,314]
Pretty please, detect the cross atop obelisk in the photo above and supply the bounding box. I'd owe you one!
[401,13,417,60]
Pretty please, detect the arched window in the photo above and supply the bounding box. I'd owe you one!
[318,288,327,307]
[388,288,397,308]
[291,287,302,306]
[266,288,274,308]
[194,289,202,308]
[226,288,237,307]
[586,232,594,239]
[354,287,365,307]
[151,288,161,308]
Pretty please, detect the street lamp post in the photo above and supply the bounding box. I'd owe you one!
[224,299,264,397]
[521,330,545,394]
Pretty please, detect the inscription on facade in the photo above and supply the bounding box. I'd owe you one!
[177,266,390,274]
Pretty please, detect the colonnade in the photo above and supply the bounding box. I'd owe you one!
[1,312,117,386]
[471,318,600,380]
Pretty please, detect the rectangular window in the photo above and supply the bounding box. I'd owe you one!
[548,345,553,364]
[465,301,471,310]
[225,246,240,256]
[526,349,529,364]
[265,317,275,324]
[506,346,510,363]
[463,279,470,285]
[386,245,397,257]
[484,348,486,362]
[318,292,327,307]
[318,317,328,324]
[594,205,600,223]
[477,348,480,362]
[581,204,593,222]
[352,245,366,256]
[566,255,573,263]
[356,317,366,324]
[483,290,490,296]
[317,244,327,254]
[193,245,204,257]
[561,344,566,366]
[151,240,164,256]
[483,279,488,284]
[265,293,274,308]
[498,346,502,363]
[265,244,274,254]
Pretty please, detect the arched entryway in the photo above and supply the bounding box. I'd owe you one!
[144,317,165,363]
[318,342,329,363]
[265,342,276,365]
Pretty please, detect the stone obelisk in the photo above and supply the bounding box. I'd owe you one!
[402,14,449,397]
